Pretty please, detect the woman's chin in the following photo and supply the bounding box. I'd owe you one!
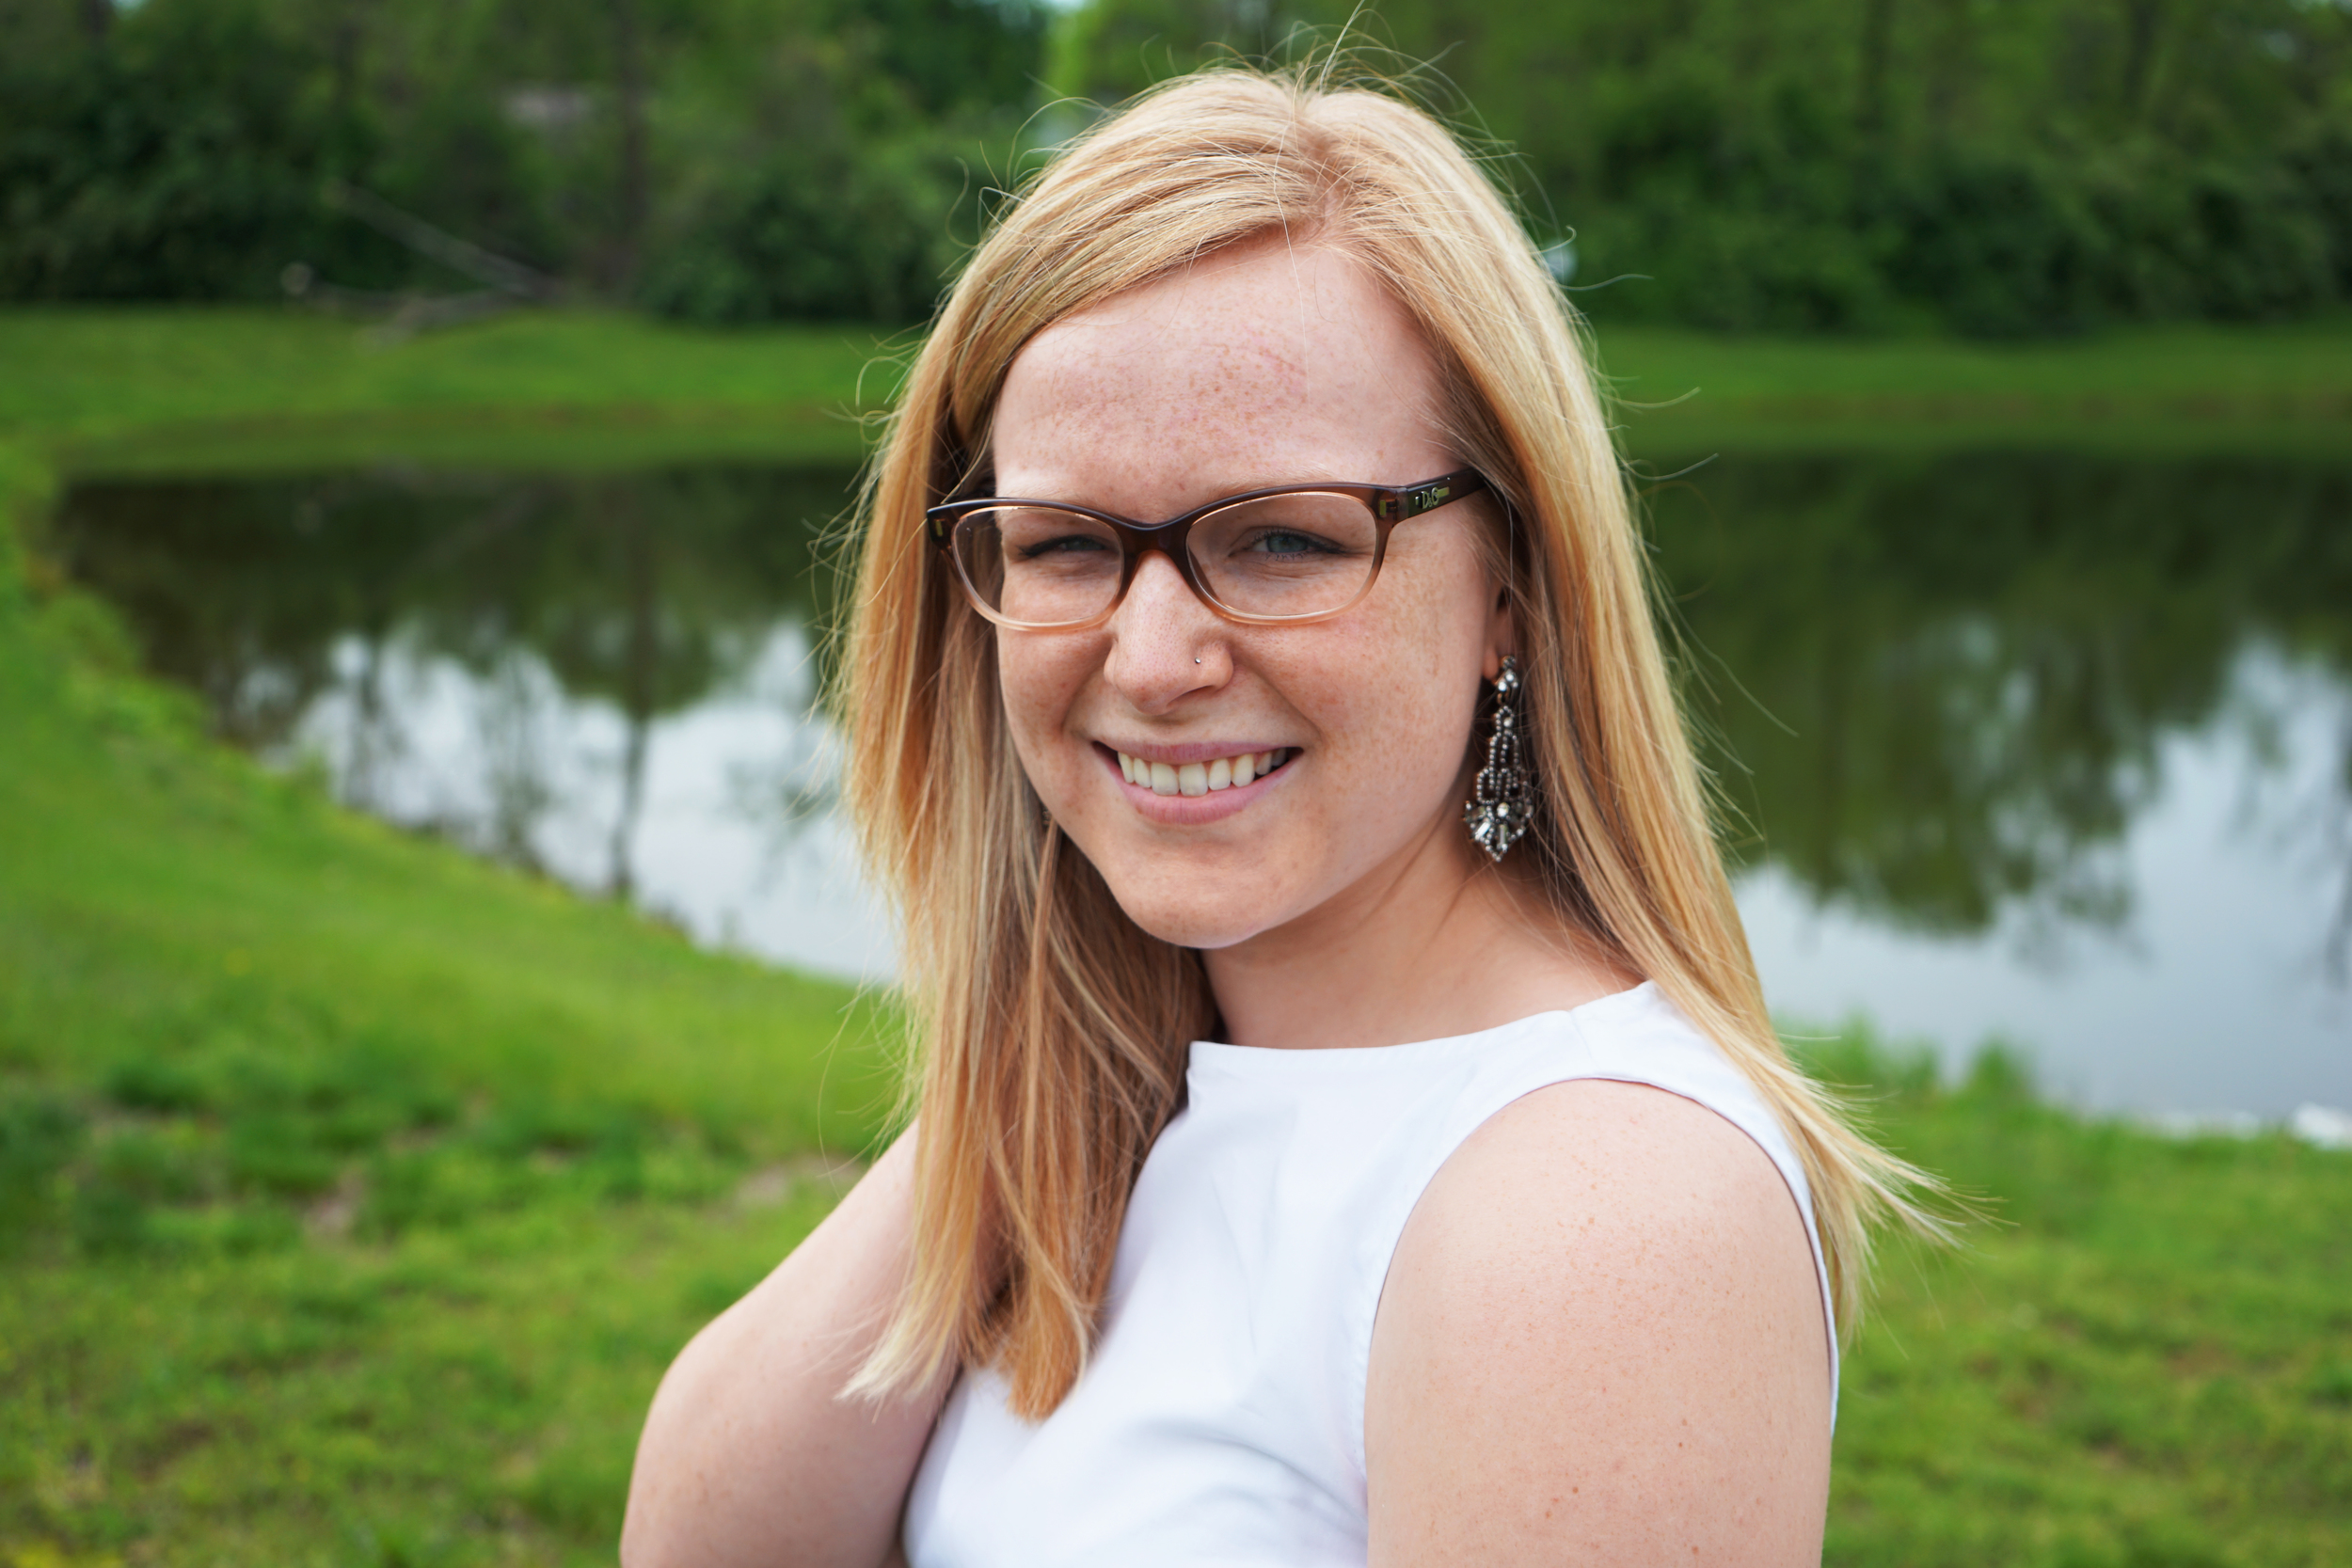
[1096,881,1287,954]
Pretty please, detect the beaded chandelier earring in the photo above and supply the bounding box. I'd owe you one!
[1463,657,1532,862]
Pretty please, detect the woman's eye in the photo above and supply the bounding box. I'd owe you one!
[1017,534,1114,560]
[1246,531,1331,556]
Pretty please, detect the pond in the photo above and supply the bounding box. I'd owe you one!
[52,451,2352,1118]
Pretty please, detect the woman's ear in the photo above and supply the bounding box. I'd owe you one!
[1483,578,1518,684]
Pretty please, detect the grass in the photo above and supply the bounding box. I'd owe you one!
[4,1182,854,1567]
[1799,1042,2352,1567]
[1594,317,2352,456]
[4,307,2348,477]
[0,458,900,1563]
[0,306,2346,1563]
[1,308,899,476]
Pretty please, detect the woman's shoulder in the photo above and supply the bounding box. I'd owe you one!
[1431,983,1814,1193]
[1404,1069,1818,1274]
[1361,1070,1836,1562]
[1393,975,1820,1301]
[1405,982,1835,1380]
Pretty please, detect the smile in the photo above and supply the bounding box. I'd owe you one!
[1115,748,1292,798]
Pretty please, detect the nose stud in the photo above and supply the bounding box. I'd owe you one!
[1194,657,1201,665]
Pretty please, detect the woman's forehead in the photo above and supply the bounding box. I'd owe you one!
[992,243,1445,501]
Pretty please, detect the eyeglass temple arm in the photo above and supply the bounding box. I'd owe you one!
[1375,468,1488,522]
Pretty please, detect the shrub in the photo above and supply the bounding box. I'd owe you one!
[636,135,965,325]
[0,0,389,301]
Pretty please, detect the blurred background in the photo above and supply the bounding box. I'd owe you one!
[2,1,2348,1564]
[2,0,2347,332]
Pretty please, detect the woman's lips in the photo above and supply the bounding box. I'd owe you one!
[1094,743,1296,822]
[1115,747,1290,798]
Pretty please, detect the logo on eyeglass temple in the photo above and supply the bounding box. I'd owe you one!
[1376,483,1454,523]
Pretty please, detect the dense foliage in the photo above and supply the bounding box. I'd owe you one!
[0,0,2347,331]
[1057,0,2352,335]
[0,0,1044,321]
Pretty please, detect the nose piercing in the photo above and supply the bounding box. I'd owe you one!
[1194,657,1201,665]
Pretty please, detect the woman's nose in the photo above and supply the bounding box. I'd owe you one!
[1102,550,1229,711]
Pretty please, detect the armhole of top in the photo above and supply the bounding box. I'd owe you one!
[1348,1020,1840,1480]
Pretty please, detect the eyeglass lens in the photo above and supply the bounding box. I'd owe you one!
[952,492,1380,626]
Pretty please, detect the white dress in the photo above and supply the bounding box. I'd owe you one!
[903,982,1836,1568]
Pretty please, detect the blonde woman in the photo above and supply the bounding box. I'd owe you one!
[624,66,1930,1568]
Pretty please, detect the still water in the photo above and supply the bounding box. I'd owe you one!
[53,453,2352,1117]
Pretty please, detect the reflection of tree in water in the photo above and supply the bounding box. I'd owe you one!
[1647,451,2352,947]
[56,471,433,751]
[2311,698,2352,985]
[725,659,841,867]
[475,652,558,875]
[2333,843,2352,981]
[54,463,854,895]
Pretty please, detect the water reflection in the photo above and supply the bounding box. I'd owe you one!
[52,451,2352,1112]
[1652,453,2352,939]
[54,466,894,976]
[1648,451,2351,1110]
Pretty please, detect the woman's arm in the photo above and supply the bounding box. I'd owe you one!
[622,1131,948,1568]
[1364,1080,1833,1567]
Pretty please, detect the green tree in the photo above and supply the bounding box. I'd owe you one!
[0,0,391,299]
[1040,0,2352,335]
[1649,450,2352,932]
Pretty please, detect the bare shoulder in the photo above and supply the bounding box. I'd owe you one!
[1412,1077,1820,1275]
[1364,1079,1832,1568]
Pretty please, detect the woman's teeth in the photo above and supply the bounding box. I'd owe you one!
[1116,749,1289,797]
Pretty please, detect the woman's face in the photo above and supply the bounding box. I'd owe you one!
[989,240,1509,952]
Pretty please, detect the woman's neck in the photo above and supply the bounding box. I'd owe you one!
[1200,813,1635,1051]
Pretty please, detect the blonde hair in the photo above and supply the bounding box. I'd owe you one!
[843,65,1938,1419]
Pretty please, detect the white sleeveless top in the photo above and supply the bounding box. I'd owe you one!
[903,982,1836,1568]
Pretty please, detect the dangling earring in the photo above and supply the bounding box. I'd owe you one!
[1463,656,1532,863]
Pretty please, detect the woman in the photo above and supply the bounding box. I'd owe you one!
[624,66,1931,1568]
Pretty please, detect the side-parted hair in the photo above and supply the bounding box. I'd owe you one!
[843,65,1939,1419]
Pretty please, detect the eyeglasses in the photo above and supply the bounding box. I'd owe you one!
[925,468,1490,630]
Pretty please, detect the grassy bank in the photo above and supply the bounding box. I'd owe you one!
[2,308,2347,1564]
[1597,318,2352,458]
[1802,1043,2352,1567]
[1,309,896,478]
[0,441,899,1560]
[6,308,2349,477]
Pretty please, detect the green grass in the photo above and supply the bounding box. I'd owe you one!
[5,307,2349,477]
[0,453,899,1563]
[1597,317,2352,456]
[1,308,898,476]
[1,307,2346,1563]
[4,1181,853,1568]
[1802,1042,2352,1567]
[0,584,896,1149]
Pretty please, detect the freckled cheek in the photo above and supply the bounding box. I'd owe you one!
[1297,593,1478,805]
[995,636,1100,804]
[1279,641,1451,787]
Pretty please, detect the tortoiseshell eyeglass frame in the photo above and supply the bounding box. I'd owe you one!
[923,467,1492,631]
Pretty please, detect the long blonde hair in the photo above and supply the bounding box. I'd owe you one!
[843,65,1936,1419]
